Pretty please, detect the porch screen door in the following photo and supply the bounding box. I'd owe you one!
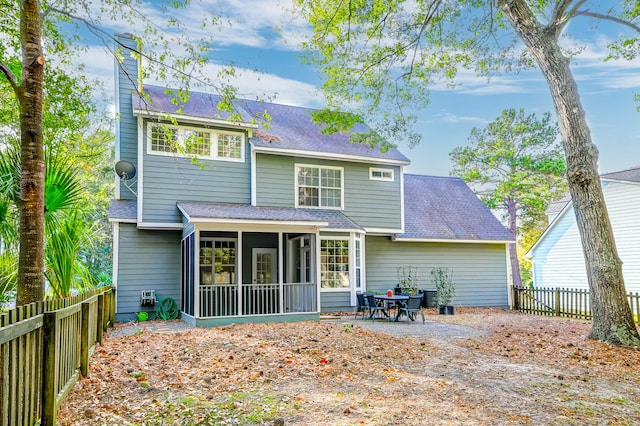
[252,248,277,284]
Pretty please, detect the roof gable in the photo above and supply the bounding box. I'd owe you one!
[397,175,514,242]
[530,166,640,257]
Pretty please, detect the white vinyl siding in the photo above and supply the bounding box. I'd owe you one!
[531,179,640,293]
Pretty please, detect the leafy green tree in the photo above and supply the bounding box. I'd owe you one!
[1,0,236,305]
[1,47,112,301]
[450,108,566,288]
[295,0,640,344]
[0,141,95,298]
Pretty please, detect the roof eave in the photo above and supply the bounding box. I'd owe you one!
[252,145,410,166]
[185,217,329,227]
[133,108,258,130]
[392,236,513,244]
[108,217,137,223]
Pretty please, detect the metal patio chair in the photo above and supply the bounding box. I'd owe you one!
[355,292,370,319]
[366,293,387,321]
[397,295,425,323]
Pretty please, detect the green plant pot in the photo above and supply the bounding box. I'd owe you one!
[136,311,149,322]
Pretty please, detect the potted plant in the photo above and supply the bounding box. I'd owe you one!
[396,265,419,295]
[431,267,456,315]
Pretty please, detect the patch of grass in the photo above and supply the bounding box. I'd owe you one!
[140,391,292,425]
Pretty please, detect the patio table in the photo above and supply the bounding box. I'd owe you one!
[374,294,409,321]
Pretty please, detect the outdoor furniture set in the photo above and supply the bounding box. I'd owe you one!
[355,292,425,323]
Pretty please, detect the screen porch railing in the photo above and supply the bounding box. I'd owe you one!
[199,282,317,318]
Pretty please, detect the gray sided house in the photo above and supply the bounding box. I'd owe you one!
[109,35,514,326]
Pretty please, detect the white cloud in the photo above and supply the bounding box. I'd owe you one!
[176,62,322,107]
[434,112,487,124]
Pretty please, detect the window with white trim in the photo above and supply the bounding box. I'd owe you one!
[217,132,243,159]
[148,122,244,161]
[369,167,394,181]
[320,238,349,289]
[199,238,237,285]
[296,164,343,209]
[354,236,362,291]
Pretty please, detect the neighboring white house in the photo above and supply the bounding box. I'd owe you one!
[528,166,640,293]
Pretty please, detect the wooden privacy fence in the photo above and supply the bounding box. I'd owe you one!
[0,286,115,426]
[513,286,640,322]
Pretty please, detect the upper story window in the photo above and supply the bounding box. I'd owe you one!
[147,122,244,162]
[296,164,343,209]
[369,167,394,181]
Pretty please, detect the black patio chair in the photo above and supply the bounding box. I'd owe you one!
[365,294,387,321]
[355,292,369,319]
[397,295,425,323]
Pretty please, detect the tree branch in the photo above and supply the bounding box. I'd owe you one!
[575,9,640,33]
[548,0,585,36]
[44,7,217,91]
[0,61,23,105]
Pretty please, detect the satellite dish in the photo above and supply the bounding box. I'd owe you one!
[114,160,136,181]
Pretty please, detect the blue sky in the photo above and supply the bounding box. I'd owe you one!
[79,0,640,177]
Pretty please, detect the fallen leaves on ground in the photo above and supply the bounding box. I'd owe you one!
[57,309,640,425]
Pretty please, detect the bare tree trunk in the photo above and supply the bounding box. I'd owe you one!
[16,0,46,305]
[506,197,522,288]
[500,0,639,345]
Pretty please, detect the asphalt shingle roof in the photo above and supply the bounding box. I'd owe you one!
[601,166,640,183]
[133,85,410,163]
[108,199,137,220]
[545,166,640,216]
[177,202,363,231]
[396,175,514,242]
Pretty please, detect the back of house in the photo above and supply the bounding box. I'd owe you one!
[109,34,514,325]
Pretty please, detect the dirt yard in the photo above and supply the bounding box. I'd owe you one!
[57,308,640,425]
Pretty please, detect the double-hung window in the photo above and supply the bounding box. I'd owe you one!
[320,239,349,289]
[296,164,343,209]
[148,123,244,161]
[199,239,237,285]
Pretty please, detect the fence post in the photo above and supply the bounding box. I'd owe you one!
[110,287,116,326]
[102,290,110,329]
[96,294,104,345]
[555,288,561,317]
[80,302,90,377]
[1,313,8,426]
[41,312,57,426]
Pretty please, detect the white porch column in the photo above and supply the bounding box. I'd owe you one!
[237,231,243,315]
[194,228,200,319]
[315,230,322,313]
[278,232,284,314]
